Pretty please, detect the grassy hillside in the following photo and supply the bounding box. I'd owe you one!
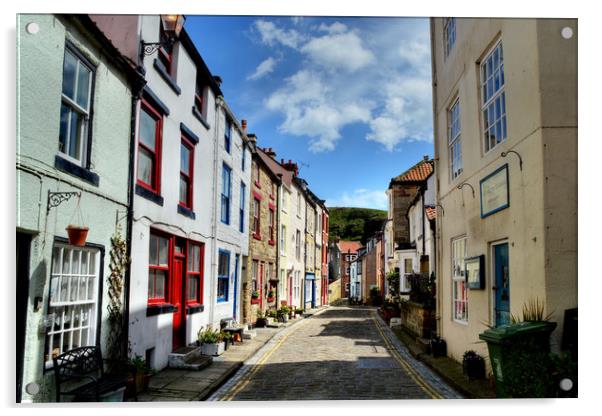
[327,207,387,244]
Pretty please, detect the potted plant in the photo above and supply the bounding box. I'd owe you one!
[66,225,89,246]
[279,306,290,322]
[267,290,275,303]
[127,355,151,394]
[463,350,486,380]
[197,326,225,356]
[255,310,267,328]
[430,336,447,358]
[251,290,260,305]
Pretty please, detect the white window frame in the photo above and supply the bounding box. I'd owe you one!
[59,46,94,167]
[45,243,100,368]
[280,224,286,255]
[444,17,456,58]
[452,236,468,323]
[480,40,507,154]
[448,98,463,180]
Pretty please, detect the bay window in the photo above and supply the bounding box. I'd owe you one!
[148,233,170,304]
[45,244,99,366]
[187,242,203,305]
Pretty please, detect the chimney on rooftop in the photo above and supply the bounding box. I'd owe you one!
[264,147,276,159]
[247,133,257,143]
[281,160,299,177]
[241,119,247,133]
[213,75,223,86]
[424,155,430,161]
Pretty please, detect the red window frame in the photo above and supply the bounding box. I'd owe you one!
[158,25,174,75]
[137,99,163,194]
[268,204,275,245]
[253,195,261,240]
[148,230,171,305]
[186,241,204,306]
[179,135,195,209]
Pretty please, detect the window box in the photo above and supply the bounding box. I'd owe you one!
[146,303,176,317]
[186,304,204,315]
[251,298,260,305]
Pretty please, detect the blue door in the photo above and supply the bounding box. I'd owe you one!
[494,243,510,326]
[233,254,239,320]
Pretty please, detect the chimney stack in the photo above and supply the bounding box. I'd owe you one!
[213,75,223,86]
[423,155,430,161]
[264,147,276,159]
[281,160,299,177]
[247,133,257,143]
[241,119,247,133]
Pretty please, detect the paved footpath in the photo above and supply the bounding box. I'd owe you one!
[208,306,462,401]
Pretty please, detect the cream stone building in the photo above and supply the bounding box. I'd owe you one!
[431,18,577,364]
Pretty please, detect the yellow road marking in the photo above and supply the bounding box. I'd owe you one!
[371,311,443,399]
[220,319,309,401]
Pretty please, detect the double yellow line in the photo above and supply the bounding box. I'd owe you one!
[219,319,308,401]
[371,312,444,399]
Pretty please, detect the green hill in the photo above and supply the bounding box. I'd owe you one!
[327,207,388,244]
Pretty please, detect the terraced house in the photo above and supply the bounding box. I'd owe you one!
[430,17,577,364]
[243,144,280,323]
[16,14,144,402]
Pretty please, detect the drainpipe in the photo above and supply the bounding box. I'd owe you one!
[123,73,145,361]
[209,97,223,326]
[429,17,442,338]
[275,173,282,307]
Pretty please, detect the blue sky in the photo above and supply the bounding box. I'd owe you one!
[187,15,434,210]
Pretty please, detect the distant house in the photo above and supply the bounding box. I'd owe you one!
[337,240,362,298]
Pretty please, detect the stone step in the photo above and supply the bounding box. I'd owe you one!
[242,330,256,339]
[168,345,199,368]
[170,355,213,371]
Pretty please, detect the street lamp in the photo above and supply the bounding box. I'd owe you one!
[140,14,186,58]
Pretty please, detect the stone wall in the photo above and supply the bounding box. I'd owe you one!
[328,279,342,304]
[400,301,435,339]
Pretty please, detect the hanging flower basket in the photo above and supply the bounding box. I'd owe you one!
[267,297,274,303]
[66,225,89,246]
[251,298,260,305]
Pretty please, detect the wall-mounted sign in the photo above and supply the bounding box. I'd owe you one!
[480,164,509,218]
[465,255,485,290]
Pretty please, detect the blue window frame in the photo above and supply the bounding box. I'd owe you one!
[225,118,232,153]
[241,144,246,171]
[221,164,231,224]
[239,182,246,232]
[217,249,230,302]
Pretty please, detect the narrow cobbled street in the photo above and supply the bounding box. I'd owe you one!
[209,307,461,400]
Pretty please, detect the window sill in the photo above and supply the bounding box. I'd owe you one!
[136,184,164,206]
[253,234,262,241]
[217,298,229,304]
[452,319,469,326]
[186,304,204,315]
[153,59,181,95]
[268,240,275,246]
[254,181,261,189]
[54,155,99,186]
[177,204,196,219]
[192,107,210,130]
[146,303,176,316]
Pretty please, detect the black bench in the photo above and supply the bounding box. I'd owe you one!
[53,346,127,402]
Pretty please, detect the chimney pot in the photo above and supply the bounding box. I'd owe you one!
[213,75,223,86]
[241,119,247,131]
[424,155,429,161]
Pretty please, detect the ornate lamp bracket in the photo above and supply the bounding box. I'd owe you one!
[47,191,81,214]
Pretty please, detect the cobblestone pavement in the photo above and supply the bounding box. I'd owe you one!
[209,307,462,401]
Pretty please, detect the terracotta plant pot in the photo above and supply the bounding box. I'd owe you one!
[251,297,260,305]
[66,225,89,246]
[267,297,274,303]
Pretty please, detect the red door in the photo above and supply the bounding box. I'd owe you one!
[288,274,293,305]
[172,254,186,351]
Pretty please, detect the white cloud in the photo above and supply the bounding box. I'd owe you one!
[366,77,433,150]
[250,18,433,153]
[317,21,348,34]
[253,20,302,49]
[247,57,278,81]
[300,31,375,73]
[326,189,388,210]
[265,70,371,151]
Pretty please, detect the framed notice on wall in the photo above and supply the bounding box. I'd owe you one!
[465,255,485,290]
[480,164,510,218]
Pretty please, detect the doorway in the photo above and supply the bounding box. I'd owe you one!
[493,242,510,327]
[16,232,32,403]
[172,239,186,351]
